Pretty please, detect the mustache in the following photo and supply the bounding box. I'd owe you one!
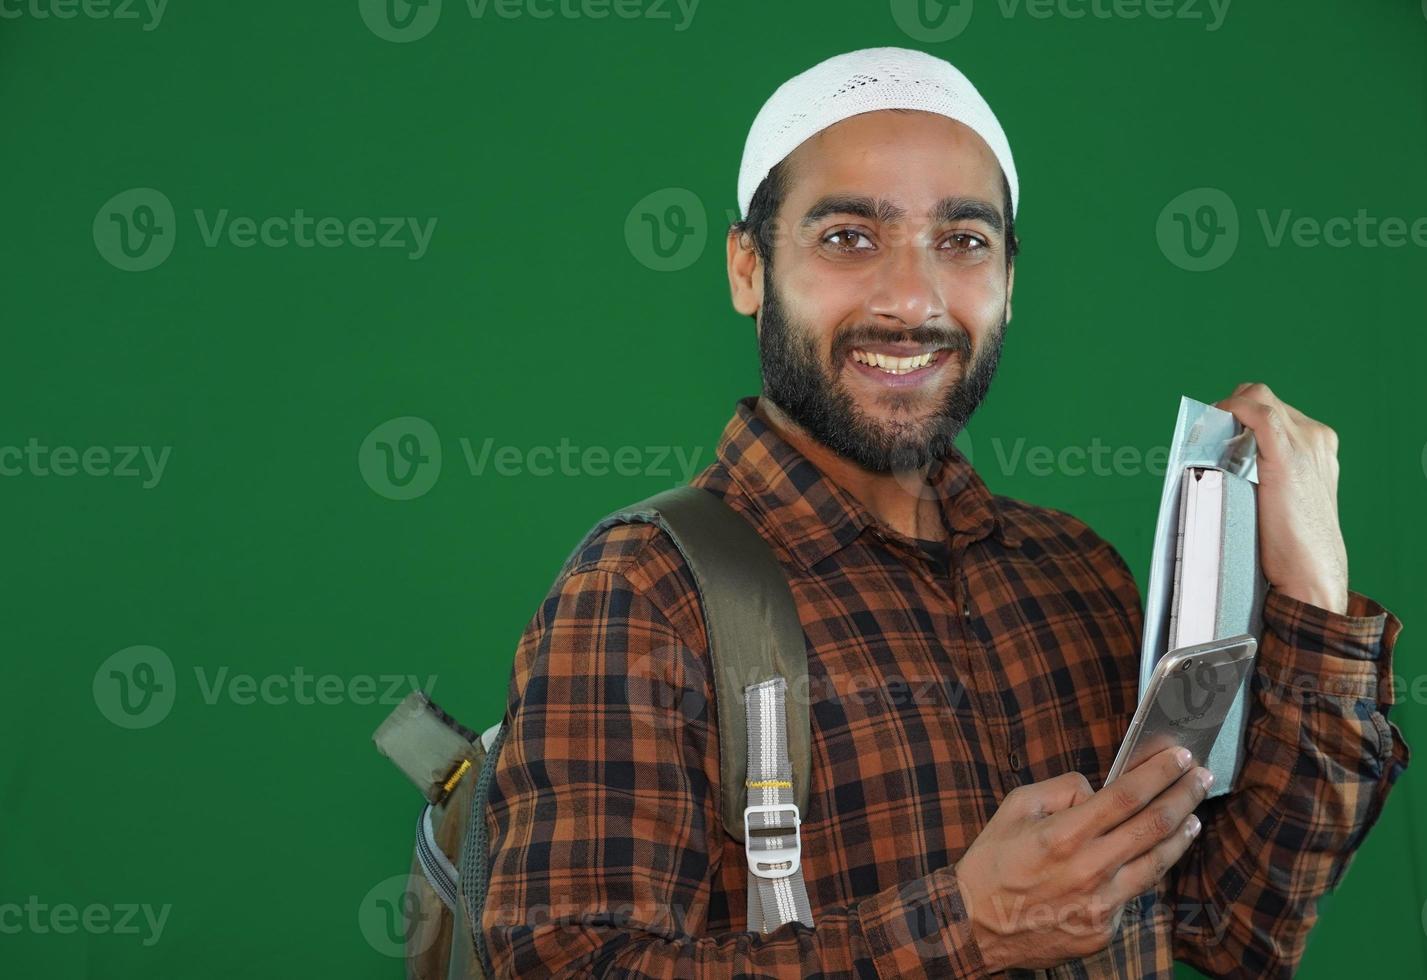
[832,325,972,361]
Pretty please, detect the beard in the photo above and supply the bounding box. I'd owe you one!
[756,266,1006,474]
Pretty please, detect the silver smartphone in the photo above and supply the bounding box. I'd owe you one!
[1104,634,1258,787]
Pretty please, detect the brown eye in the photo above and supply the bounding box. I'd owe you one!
[823,229,873,251]
[942,233,987,253]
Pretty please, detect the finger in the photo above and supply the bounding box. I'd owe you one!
[1107,812,1203,904]
[1232,381,1280,406]
[1093,767,1213,868]
[1213,395,1297,463]
[1232,383,1321,445]
[1064,747,1192,842]
[1012,771,1095,819]
[1223,381,1299,426]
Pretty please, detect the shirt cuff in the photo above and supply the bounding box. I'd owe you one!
[1258,586,1403,706]
[859,865,986,979]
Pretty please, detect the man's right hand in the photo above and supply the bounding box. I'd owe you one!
[955,746,1214,973]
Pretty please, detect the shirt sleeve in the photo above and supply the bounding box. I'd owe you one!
[1166,585,1411,979]
[480,554,988,979]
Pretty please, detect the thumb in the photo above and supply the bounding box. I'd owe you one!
[1023,771,1095,818]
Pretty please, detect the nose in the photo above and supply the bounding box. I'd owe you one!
[864,233,948,331]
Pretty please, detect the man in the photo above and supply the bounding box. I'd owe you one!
[481,48,1408,977]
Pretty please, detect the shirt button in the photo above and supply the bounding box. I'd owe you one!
[1007,750,1022,771]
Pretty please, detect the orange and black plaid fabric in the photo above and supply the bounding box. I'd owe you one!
[482,395,1408,978]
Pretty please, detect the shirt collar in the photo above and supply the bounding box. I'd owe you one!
[714,396,1023,572]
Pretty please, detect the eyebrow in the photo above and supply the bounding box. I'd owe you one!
[799,194,1004,235]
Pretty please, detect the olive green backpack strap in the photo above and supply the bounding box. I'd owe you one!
[574,485,814,932]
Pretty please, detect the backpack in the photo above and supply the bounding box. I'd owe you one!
[371,485,815,978]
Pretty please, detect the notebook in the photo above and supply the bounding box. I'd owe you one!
[1139,398,1268,797]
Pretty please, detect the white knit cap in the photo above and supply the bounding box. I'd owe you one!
[737,47,1018,221]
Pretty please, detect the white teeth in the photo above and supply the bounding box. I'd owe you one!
[851,348,938,374]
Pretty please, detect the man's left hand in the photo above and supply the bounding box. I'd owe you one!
[1213,382,1350,615]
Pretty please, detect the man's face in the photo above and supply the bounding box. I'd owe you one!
[752,109,1014,473]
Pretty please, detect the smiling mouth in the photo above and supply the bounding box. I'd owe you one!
[844,345,959,388]
[849,347,942,374]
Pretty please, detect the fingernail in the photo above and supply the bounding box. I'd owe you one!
[1174,748,1192,770]
[1197,769,1215,791]
[1187,814,1202,836]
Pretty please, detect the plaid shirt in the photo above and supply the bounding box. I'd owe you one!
[482,395,1408,979]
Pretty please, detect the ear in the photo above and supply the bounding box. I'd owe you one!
[1004,259,1015,326]
[727,226,763,318]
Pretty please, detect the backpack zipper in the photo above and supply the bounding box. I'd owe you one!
[415,802,461,912]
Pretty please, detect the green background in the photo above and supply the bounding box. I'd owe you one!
[2,0,1423,975]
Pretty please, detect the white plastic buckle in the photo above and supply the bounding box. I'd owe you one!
[743,803,802,879]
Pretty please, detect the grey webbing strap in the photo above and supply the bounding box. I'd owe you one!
[744,677,814,933]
